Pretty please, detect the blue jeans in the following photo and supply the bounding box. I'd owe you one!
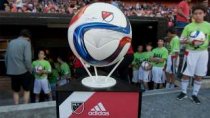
[176,21,188,36]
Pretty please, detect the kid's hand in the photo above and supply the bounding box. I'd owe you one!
[181,39,191,44]
[37,70,46,75]
[150,57,155,62]
[36,71,42,75]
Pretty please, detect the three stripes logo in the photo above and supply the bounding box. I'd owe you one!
[88,102,110,116]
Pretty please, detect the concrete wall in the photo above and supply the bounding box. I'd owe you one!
[0,101,56,118]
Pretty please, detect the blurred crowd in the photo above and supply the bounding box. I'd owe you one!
[0,0,176,20]
[1,0,209,25]
[1,0,89,14]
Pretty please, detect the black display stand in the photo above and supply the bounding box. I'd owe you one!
[56,79,142,118]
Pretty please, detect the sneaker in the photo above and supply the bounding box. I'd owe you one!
[176,92,187,100]
[191,95,201,104]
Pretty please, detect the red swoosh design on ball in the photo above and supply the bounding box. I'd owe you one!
[103,36,131,62]
[69,5,89,27]
[119,37,131,47]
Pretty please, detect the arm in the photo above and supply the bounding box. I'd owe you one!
[149,51,158,62]
[157,49,168,63]
[180,26,191,44]
[150,57,158,62]
[5,48,8,69]
[24,42,32,73]
[43,61,52,74]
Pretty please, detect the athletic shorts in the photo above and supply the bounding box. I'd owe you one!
[166,55,179,74]
[139,67,152,82]
[33,78,51,94]
[181,50,208,77]
[10,72,33,92]
[152,67,166,84]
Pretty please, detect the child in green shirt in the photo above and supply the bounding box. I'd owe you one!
[48,62,59,100]
[165,28,180,89]
[57,56,71,86]
[139,43,153,90]
[131,45,144,83]
[32,50,52,102]
[177,4,210,104]
[150,39,168,89]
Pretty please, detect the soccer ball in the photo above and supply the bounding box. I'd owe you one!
[189,31,205,47]
[36,66,43,73]
[141,61,153,71]
[68,2,132,67]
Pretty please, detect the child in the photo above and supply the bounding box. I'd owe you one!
[48,61,59,100]
[32,50,52,102]
[57,56,71,86]
[165,28,180,89]
[131,45,144,84]
[150,39,168,89]
[177,4,210,104]
[139,43,153,90]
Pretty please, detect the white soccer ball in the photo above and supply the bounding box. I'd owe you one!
[189,31,205,47]
[68,2,132,67]
[36,66,43,73]
[141,61,152,71]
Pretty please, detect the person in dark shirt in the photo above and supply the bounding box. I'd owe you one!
[0,0,8,10]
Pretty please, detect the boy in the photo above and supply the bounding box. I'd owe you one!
[57,56,71,86]
[177,4,210,104]
[165,28,180,89]
[139,43,153,90]
[32,50,52,102]
[151,39,168,89]
[131,45,144,84]
[48,61,59,100]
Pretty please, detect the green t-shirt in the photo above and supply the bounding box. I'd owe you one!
[142,51,154,62]
[48,69,59,84]
[151,47,168,67]
[60,62,71,76]
[181,21,210,51]
[132,52,145,70]
[32,60,51,79]
[167,36,180,55]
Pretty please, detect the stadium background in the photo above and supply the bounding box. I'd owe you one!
[0,0,209,76]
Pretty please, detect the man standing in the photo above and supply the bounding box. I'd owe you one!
[176,0,191,35]
[5,29,32,104]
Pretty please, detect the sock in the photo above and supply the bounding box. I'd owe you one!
[35,98,39,103]
[140,83,145,90]
[170,84,175,89]
[166,83,170,89]
[181,79,189,94]
[49,95,53,101]
[193,80,201,96]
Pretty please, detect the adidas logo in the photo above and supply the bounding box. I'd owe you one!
[88,102,110,116]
